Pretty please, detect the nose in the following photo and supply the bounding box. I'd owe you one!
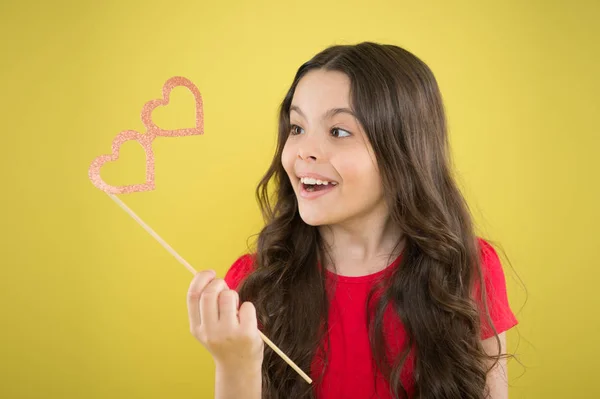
[297,133,323,162]
[298,152,317,162]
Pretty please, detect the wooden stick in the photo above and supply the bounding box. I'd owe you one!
[108,194,197,275]
[107,193,313,384]
[258,331,312,384]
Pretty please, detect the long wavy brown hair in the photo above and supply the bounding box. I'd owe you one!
[238,42,503,398]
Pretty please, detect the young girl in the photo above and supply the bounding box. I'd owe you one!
[186,42,518,399]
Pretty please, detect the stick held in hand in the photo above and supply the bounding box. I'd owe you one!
[107,193,313,384]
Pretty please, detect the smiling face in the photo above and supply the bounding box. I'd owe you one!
[281,69,387,227]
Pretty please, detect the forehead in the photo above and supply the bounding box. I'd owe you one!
[291,69,352,113]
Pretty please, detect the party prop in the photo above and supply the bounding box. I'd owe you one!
[88,77,312,384]
[141,76,204,138]
[88,130,155,194]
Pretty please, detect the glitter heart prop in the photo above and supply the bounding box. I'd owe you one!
[87,76,312,384]
[88,76,203,193]
[88,130,155,194]
[141,76,204,137]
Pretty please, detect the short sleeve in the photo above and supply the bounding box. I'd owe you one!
[224,254,255,291]
[475,238,518,340]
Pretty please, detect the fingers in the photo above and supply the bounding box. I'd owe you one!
[239,301,258,332]
[218,289,239,327]
[188,271,257,355]
[200,278,229,329]
[187,270,216,330]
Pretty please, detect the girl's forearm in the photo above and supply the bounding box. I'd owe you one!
[214,364,262,399]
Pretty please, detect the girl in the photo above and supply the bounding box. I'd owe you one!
[187,42,518,399]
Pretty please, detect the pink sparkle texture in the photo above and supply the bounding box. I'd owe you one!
[88,76,204,194]
[88,130,155,194]
[142,76,204,137]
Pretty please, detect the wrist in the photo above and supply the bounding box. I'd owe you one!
[215,360,262,377]
[215,361,262,399]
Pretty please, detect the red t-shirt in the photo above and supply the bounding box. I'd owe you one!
[224,238,518,398]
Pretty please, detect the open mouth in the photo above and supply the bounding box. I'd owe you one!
[303,183,331,192]
[300,176,338,193]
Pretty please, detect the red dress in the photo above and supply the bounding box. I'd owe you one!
[224,238,518,398]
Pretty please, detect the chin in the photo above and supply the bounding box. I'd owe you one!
[298,207,332,227]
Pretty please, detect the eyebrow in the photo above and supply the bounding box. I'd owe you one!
[290,105,357,120]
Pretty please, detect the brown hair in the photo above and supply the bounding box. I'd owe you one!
[239,41,503,398]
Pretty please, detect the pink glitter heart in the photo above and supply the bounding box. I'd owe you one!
[88,130,156,194]
[141,76,204,137]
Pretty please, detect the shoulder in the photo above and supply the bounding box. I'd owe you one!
[224,253,256,291]
[474,237,518,338]
[476,237,508,290]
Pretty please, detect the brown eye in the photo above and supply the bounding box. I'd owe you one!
[290,124,304,135]
[331,127,351,138]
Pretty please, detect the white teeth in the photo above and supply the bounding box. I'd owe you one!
[300,177,337,185]
[300,177,337,186]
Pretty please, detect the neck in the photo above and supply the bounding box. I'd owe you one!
[318,204,405,276]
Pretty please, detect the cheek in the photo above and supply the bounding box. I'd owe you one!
[281,140,295,176]
[334,155,384,210]
[335,152,380,189]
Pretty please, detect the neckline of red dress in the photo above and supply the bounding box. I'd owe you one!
[323,251,404,284]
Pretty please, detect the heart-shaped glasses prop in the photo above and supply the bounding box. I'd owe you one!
[88,77,312,385]
[88,76,203,194]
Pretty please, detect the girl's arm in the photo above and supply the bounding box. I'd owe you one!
[482,332,509,399]
[215,364,261,399]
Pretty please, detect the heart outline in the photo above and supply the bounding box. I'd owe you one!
[88,130,156,194]
[141,76,204,137]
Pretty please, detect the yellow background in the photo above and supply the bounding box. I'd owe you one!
[1,1,598,398]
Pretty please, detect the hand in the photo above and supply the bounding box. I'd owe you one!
[187,270,264,370]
